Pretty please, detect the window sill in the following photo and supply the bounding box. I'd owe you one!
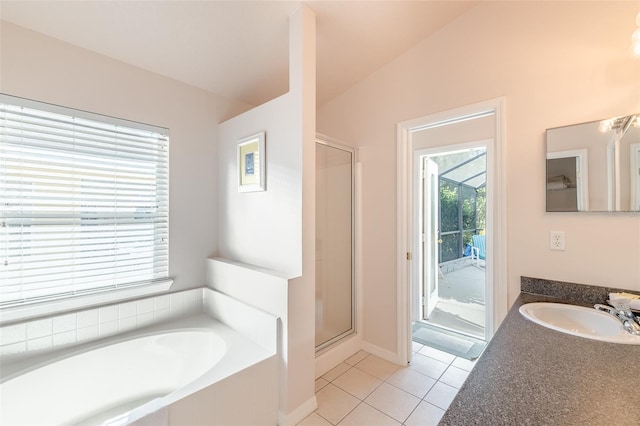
[0,280,174,325]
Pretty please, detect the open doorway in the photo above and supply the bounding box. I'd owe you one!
[420,147,487,337]
[412,145,487,359]
[397,98,508,366]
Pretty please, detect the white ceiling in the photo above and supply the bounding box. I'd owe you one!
[0,1,478,107]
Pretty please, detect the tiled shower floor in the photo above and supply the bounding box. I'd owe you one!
[297,342,477,426]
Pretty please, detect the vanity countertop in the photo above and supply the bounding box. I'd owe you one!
[439,292,640,425]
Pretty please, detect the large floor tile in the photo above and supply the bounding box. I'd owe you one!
[297,412,333,426]
[404,401,445,426]
[364,382,420,423]
[337,403,400,426]
[451,356,478,371]
[332,366,382,400]
[344,351,369,366]
[439,365,470,389]
[315,383,360,425]
[407,353,449,380]
[424,381,459,410]
[316,377,330,393]
[322,362,352,381]
[354,355,399,380]
[385,367,436,398]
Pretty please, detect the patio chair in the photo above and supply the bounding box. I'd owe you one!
[471,234,485,267]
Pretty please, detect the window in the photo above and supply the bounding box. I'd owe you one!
[0,94,169,311]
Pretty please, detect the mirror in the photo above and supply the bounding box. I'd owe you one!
[546,114,640,212]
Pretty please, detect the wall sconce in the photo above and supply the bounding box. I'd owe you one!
[633,12,640,57]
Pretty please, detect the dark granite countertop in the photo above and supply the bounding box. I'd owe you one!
[440,279,640,425]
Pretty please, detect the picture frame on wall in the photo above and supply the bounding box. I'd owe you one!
[238,131,266,192]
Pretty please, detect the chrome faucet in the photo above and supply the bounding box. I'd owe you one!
[595,304,640,336]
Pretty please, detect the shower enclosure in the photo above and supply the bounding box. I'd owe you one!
[315,138,355,351]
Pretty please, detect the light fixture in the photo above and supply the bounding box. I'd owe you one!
[633,12,640,57]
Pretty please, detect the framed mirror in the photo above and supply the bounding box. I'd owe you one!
[546,114,640,212]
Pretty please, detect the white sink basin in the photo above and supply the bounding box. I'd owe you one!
[519,302,640,345]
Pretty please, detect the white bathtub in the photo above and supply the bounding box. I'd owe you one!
[0,292,279,426]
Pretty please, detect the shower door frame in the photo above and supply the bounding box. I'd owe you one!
[315,136,357,353]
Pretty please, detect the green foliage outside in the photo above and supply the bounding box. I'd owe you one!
[440,181,458,233]
[439,181,486,262]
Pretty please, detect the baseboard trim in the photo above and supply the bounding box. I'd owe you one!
[278,395,318,426]
[315,333,362,378]
[361,341,404,366]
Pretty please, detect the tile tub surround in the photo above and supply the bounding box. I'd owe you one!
[0,289,203,360]
[1,291,280,426]
[440,280,640,425]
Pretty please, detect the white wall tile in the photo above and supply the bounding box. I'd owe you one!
[119,302,137,319]
[52,313,76,334]
[53,330,76,347]
[0,341,26,356]
[137,298,155,315]
[99,320,118,338]
[119,316,136,333]
[154,308,170,322]
[155,295,170,311]
[1,288,206,360]
[26,318,52,340]
[184,289,201,312]
[77,309,98,328]
[137,312,154,328]
[27,335,52,352]
[0,323,26,346]
[77,325,98,342]
[99,305,118,324]
[170,292,186,317]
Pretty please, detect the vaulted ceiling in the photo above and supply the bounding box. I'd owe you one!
[0,1,478,107]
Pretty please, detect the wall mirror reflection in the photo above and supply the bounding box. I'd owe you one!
[546,114,640,212]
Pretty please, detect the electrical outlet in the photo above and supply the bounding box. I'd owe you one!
[550,231,565,251]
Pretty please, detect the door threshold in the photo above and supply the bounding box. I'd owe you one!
[416,319,486,342]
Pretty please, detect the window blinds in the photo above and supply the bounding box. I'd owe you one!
[0,94,169,307]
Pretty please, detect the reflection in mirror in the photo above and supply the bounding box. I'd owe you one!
[546,114,640,212]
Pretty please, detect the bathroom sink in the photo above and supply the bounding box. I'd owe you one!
[519,302,640,345]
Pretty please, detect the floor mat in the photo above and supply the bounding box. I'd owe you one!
[412,321,486,360]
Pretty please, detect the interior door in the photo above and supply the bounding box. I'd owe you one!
[423,157,439,319]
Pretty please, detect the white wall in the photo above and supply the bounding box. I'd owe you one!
[318,1,640,354]
[0,21,250,293]
[217,93,303,274]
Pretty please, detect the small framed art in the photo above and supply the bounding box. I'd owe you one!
[238,131,266,192]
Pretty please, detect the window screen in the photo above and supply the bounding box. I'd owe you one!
[0,94,169,307]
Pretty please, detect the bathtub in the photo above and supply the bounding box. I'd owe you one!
[0,290,279,426]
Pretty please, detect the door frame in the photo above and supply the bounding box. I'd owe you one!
[397,97,507,365]
[315,135,357,353]
[413,142,491,326]
[546,149,589,211]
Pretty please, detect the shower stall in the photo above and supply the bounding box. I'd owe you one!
[315,138,355,351]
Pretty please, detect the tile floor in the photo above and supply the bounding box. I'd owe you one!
[298,341,478,426]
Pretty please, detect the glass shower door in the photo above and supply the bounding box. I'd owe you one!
[315,140,354,351]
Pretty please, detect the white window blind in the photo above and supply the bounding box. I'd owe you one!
[0,94,169,308]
